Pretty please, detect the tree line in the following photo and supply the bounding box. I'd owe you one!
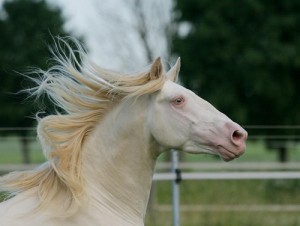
[0,0,70,163]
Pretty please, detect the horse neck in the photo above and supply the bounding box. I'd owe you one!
[81,97,158,223]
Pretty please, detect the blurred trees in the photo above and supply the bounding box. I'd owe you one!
[173,0,300,162]
[173,0,300,126]
[89,0,174,71]
[0,0,70,163]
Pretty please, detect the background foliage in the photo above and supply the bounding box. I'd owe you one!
[0,0,73,163]
[173,0,300,126]
[0,0,69,128]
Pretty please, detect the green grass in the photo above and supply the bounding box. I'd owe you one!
[153,180,300,205]
[146,211,300,226]
[152,140,300,226]
[144,179,300,226]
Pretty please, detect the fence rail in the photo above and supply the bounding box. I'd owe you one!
[0,164,38,172]
[0,127,35,131]
[156,162,300,171]
[155,204,300,212]
[153,171,300,181]
[1,164,300,181]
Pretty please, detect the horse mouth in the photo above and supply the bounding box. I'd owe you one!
[217,145,245,162]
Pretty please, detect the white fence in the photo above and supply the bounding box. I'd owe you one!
[157,146,300,226]
[155,163,300,226]
[1,163,300,180]
[154,171,300,181]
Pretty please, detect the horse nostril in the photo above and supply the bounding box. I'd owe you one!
[231,130,245,145]
[232,130,243,140]
[225,122,248,146]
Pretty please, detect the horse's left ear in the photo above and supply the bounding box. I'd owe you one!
[166,57,181,82]
[149,57,163,80]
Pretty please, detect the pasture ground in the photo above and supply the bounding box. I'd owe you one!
[0,137,300,226]
[145,180,300,226]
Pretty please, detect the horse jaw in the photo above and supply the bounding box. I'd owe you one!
[148,81,247,161]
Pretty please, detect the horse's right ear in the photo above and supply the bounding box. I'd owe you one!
[149,57,163,80]
[166,57,180,82]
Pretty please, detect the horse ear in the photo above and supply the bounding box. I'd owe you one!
[149,57,163,80]
[166,57,181,82]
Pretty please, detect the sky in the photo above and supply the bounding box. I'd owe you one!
[49,0,173,71]
[0,0,173,72]
[50,0,137,70]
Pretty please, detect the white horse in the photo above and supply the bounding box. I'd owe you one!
[0,39,247,226]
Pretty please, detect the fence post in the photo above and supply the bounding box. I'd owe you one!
[171,150,181,226]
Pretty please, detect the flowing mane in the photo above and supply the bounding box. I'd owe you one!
[0,37,165,215]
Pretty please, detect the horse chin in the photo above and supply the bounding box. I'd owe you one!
[182,141,218,155]
[217,145,245,162]
[178,136,246,161]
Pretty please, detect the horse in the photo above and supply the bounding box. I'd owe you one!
[0,38,247,226]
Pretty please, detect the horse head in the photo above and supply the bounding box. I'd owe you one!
[148,58,247,161]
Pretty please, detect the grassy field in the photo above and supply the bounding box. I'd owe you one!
[1,137,300,226]
[146,211,300,226]
[147,140,300,225]
[145,179,300,226]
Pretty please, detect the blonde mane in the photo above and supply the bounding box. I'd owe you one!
[0,37,165,215]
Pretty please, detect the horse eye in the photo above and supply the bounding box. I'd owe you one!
[175,98,183,103]
[172,97,185,106]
